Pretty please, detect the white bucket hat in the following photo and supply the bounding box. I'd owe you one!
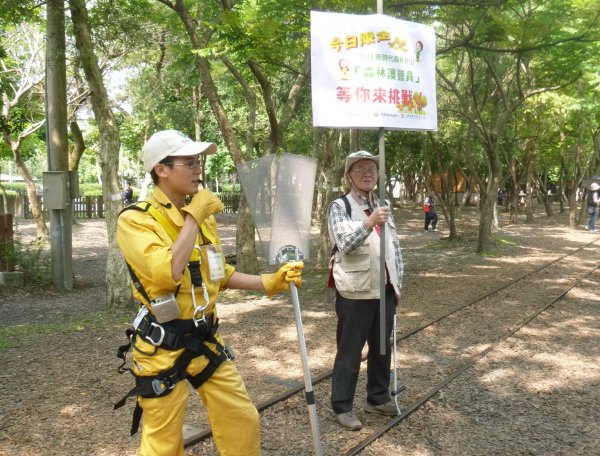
[143,130,217,173]
[344,150,380,174]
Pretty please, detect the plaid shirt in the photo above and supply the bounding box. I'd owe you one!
[329,194,403,289]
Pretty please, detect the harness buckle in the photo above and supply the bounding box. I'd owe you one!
[223,345,235,361]
[144,322,165,347]
[193,309,207,328]
[151,377,174,396]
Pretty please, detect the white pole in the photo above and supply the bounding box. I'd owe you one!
[377,0,387,357]
[378,127,387,356]
[392,314,402,414]
[290,283,323,455]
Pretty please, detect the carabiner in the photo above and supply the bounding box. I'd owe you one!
[191,283,209,327]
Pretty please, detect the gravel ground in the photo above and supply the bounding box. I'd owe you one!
[0,205,598,455]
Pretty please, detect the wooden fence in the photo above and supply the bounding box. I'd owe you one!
[1,192,241,219]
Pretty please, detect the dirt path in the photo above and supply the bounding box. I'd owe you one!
[0,206,598,455]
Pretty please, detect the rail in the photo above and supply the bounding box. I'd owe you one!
[182,237,600,453]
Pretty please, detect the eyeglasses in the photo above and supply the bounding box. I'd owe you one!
[163,158,203,170]
[351,166,378,176]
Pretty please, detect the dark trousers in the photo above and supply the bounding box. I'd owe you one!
[331,288,396,414]
[424,211,438,230]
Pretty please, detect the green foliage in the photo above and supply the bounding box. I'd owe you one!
[0,182,26,195]
[0,237,50,285]
[0,0,43,26]
[78,183,104,197]
[205,150,235,181]
[1,0,597,213]
[208,0,309,64]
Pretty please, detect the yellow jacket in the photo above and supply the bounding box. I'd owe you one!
[116,187,235,375]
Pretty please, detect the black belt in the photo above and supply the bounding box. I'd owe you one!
[114,313,231,436]
[135,314,215,350]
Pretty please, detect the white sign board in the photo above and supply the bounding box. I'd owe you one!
[311,11,437,131]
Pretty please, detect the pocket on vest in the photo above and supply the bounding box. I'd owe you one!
[333,254,371,293]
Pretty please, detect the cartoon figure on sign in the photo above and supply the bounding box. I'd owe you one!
[339,59,350,80]
[415,41,423,62]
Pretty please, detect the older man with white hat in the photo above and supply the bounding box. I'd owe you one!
[327,150,404,430]
[115,130,303,455]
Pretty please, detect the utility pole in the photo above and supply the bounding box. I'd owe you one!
[45,0,74,290]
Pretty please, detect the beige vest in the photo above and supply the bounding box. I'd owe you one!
[330,195,400,299]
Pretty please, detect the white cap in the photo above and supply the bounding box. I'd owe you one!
[143,130,217,173]
[591,182,600,191]
[344,150,380,174]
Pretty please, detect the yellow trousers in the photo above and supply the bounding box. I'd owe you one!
[138,359,260,456]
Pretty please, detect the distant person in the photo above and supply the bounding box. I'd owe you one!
[497,188,506,207]
[327,150,403,431]
[122,183,133,205]
[423,191,438,232]
[586,182,600,232]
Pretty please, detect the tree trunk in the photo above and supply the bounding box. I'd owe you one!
[68,121,86,171]
[316,130,343,268]
[567,189,578,227]
[313,130,325,219]
[524,174,534,223]
[17,154,48,240]
[0,181,7,215]
[427,132,458,240]
[476,140,502,253]
[476,182,497,253]
[558,160,566,213]
[521,137,534,223]
[458,176,473,212]
[508,155,519,224]
[535,176,554,216]
[69,0,131,308]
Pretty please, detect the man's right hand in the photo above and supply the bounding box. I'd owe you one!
[365,206,390,229]
[181,189,224,227]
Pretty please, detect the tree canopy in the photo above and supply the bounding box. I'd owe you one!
[1,0,599,261]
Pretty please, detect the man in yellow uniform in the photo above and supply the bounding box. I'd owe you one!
[116,130,303,456]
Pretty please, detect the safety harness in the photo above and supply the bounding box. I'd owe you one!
[114,200,233,436]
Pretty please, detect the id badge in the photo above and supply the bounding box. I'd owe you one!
[207,245,225,281]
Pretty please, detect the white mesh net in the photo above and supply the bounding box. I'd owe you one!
[237,153,317,265]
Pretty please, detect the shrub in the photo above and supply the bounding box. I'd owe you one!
[0,237,50,285]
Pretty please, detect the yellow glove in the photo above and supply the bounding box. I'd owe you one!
[181,189,224,227]
[261,261,304,298]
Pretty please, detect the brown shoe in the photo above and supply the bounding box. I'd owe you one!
[364,401,398,416]
[336,411,362,431]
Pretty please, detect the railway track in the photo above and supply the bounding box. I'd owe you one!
[186,237,600,454]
